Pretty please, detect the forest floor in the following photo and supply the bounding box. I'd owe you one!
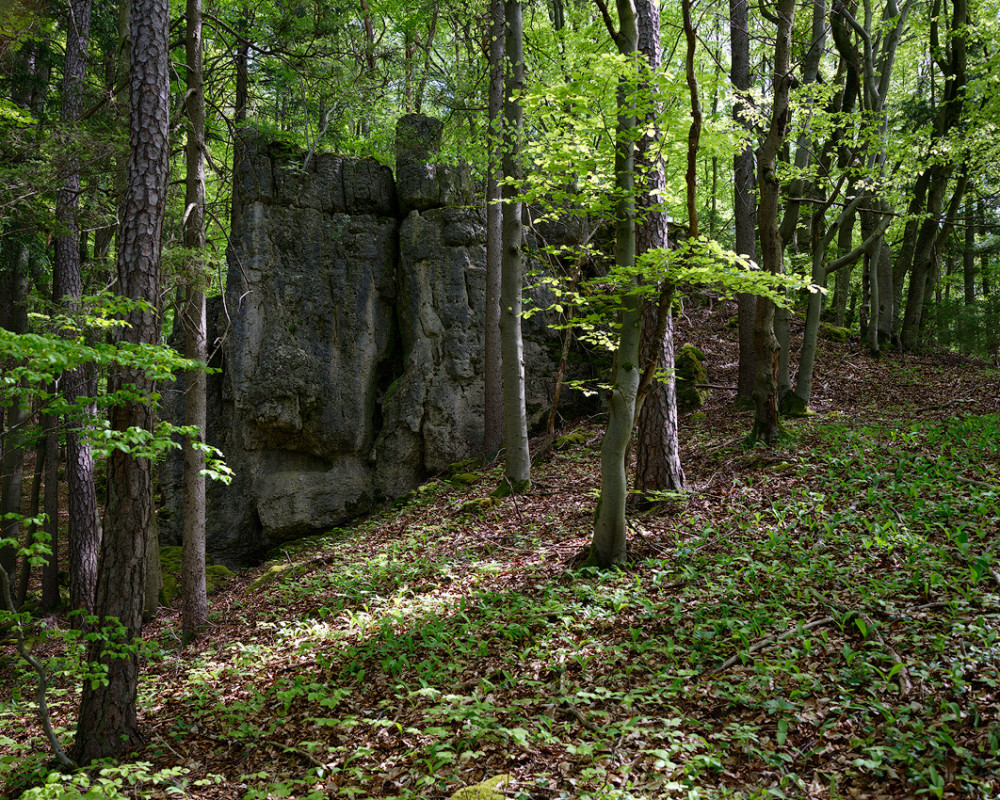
[3,301,1000,800]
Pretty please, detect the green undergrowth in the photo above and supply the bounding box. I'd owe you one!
[4,415,1000,799]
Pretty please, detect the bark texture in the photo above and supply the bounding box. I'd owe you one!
[74,0,170,763]
[730,0,756,402]
[54,0,101,616]
[750,0,795,444]
[634,0,684,498]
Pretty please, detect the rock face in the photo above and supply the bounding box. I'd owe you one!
[160,117,588,565]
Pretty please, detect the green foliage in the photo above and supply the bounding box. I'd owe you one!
[16,763,189,799]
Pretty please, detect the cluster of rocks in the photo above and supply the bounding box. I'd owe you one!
[160,115,591,565]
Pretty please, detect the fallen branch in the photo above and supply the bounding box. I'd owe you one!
[712,616,835,673]
[861,613,912,697]
[953,475,998,491]
[558,669,600,733]
[264,738,328,770]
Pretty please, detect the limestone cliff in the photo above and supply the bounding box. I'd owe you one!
[159,116,590,564]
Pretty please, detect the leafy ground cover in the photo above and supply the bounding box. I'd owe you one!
[2,306,1000,799]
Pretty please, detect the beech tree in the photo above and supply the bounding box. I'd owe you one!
[181,0,209,642]
[483,0,504,465]
[587,0,638,568]
[499,0,531,494]
[749,0,795,446]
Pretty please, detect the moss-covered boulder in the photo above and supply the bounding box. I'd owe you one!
[459,497,499,515]
[819,323,851,343]
[248,561,308,592]
[450,472,480,486]
[676,343,709,411]
[448,775,513,800]
[555,431,588,449]
[206,564,235,593]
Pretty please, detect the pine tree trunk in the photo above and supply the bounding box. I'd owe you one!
[54,0,100,617]
[74,0,170,763]
[633,0,684,498]
[0,244,30,582]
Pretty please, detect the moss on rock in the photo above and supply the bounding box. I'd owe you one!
[205,564,235,593]
[248,562,307,592]
[459,497,499,515]
[158,545,233,606]
[448,774,513,800]
[819,323,851,343]
[555,431,588,449]
[676,343,709,411]
[450,472,481,486]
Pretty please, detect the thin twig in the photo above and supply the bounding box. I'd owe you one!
[0,569,75,770]
[506,477,525,528]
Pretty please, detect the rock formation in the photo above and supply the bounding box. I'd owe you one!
[160,115,588,565]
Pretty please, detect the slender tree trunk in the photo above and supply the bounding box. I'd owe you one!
[499,0,530,493]
[230,10,249,233]
[15,435,46,608]
[41,417,60,611]
[964,202,976,305]
[74,0,170,764]
[979,196,991,297]
[181,0,209,642]
[633,0,683,498]
[483,0,504,464]
[589,0,638,568]
[750,0,795,445]
[900,0,968,349]
[0,244,30,582]
[730,0,756,403]
[54,0,100,617]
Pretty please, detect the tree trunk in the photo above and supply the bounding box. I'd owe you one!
[483,0,504,464]
[181,0,209,643]
[900,0,968,349]
[499,0,530,494]
[964,202,976,305]
[0,244,30,582]
[750,0,795,444]
[589,0,638,568]
[54,0,100,617]
[230,10,250,233]
[41,417,60,611]
[730,0,755,403]
[633,0,684,498]
[15,433,46,608]
[74,0,170,764]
